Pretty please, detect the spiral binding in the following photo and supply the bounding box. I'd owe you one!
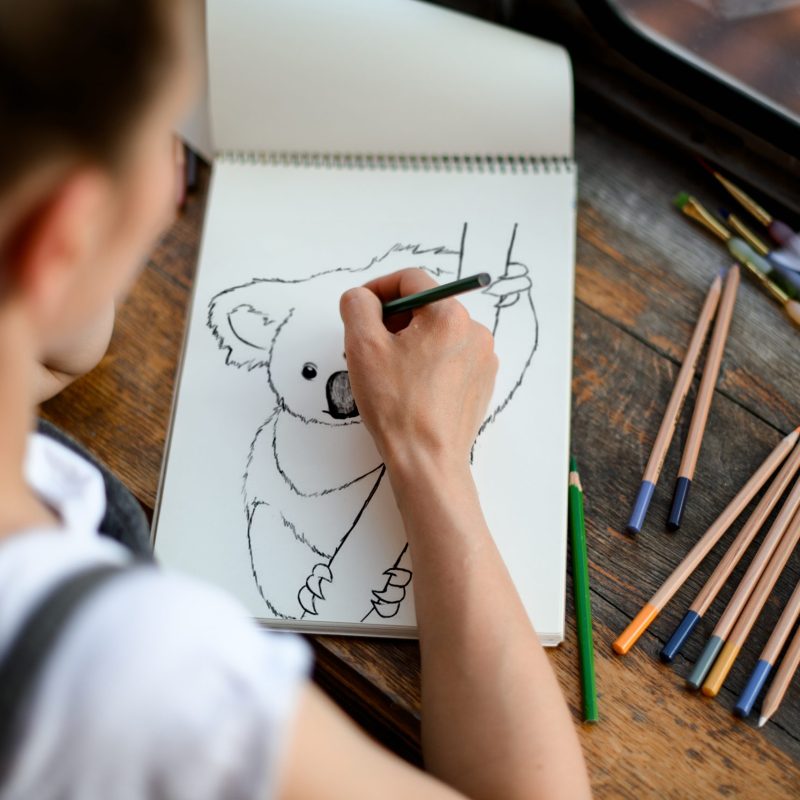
[218,151,574,174]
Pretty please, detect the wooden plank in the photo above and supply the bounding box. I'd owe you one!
[575,110,800,434]
[37,113,800,797]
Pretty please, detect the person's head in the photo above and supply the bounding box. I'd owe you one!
[0,0,198,353]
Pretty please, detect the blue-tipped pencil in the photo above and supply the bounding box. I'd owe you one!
[625,272,723,536]
[686,466,800,692]
[667,266,739,531]
[735,574,800,718]
[660,439,800,663]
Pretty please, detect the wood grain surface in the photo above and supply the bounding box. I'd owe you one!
[41,106,800,797]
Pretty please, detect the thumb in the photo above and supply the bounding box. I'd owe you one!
[340,286,388,345]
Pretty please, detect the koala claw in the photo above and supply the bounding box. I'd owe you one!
[384,567,412,587]
[371,597,403,618]
[372,584,405,604]
[298,586,318,616]
[368,566,412,618]
[298,562,333,616]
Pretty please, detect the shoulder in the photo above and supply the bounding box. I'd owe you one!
[57,565,312,726]
[2,562,311,800]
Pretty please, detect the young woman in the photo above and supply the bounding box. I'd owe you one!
[0,2,591,798]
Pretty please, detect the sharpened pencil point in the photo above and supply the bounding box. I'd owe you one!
[758,716,768,728]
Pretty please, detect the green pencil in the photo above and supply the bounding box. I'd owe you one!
[569,457,598,723]
[382,273,491,316]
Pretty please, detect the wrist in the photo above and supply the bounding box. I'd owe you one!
[383,444,476,505]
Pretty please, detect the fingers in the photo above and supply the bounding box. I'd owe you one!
[351,268,446,334]
[339,285,386,342]
[483,274,532,297]
[362,268,439,304]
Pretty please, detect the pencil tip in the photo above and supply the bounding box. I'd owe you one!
[758,716,768,728]
[570,455,578,472]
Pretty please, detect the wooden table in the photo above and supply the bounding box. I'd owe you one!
[42,103,800,797]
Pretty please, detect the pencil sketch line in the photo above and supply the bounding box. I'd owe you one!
[271,423,383,498]
[209,224,536,623]
[246,502,292,619]
[456,222,467,280]
[360,544,411,622]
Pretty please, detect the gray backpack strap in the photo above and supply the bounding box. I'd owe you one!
[0,563,135,779]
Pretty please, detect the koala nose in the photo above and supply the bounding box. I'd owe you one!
[325,371,359,419]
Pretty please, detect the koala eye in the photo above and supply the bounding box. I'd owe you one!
[301,363,318,381]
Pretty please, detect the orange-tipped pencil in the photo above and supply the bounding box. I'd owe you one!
[686,465,800,689]
[625,272,723,536]
[759,615,800,727]
[702,505,800,697]
[660,440,800,662]
[735,574,800,717]
[668,265,740,530]
[613,427,800,655]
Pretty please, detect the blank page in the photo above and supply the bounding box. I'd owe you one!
[207,0,573,158]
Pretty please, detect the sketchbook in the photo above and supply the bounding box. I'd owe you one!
[154,0,577,645]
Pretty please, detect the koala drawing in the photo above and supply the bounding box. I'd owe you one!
[207,223,537,624]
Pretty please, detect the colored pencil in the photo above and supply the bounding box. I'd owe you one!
[686,467,800,690]
[624,272,723,536]
[735,574,800,718]
[613,428,799,655]
[697,157,800,258]
[661,439,800,662]
[759,616,800,727]
[720,209,800,276]
[675,193,800,299]
[736,256,800,329]
[568,458,598,723]
[668,265,740,530]
[701,505,800,697]
[382,273,491,316]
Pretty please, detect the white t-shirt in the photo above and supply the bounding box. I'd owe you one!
[0,434,311,800]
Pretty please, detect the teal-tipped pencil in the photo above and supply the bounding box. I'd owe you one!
[569,457,598,723]
[382,273,491,316]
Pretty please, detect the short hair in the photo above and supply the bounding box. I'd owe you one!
[0,0,179,193]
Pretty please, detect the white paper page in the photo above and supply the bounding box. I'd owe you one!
[154,159,575,642]
[206,0,573,158]
[178,0,213,160]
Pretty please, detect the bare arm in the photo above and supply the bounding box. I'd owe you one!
[282,269,589,800]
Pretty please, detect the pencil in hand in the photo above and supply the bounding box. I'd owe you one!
[382,273,491,316]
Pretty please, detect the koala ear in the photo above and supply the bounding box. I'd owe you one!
[207,280,293,369]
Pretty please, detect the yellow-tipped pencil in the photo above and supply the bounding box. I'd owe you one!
[701,506,800,697]
[686,463,800,690]
[613,428,800,655]
[660,439,800,663]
